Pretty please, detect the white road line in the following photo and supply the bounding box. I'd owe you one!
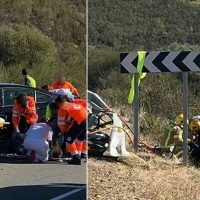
[50,186,86,200]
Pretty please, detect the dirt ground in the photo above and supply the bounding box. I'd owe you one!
[88,152,200,200]
[88,111,200,200]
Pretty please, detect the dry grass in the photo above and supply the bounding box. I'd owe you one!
[88,152,200,200]
[88,111,200,200]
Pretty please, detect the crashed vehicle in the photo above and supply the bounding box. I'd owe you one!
[0,83,58,144]
[87,90,130,157]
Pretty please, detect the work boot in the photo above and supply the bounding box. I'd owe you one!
[67,155,81,165]
[81,153,87,162]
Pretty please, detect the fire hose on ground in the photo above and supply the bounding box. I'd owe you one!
[88,112,155,153]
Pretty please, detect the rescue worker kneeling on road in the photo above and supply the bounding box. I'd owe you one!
[12,94,38,134]
[55,95,87,165]
[23,120,54,163]
[159,114,190,158]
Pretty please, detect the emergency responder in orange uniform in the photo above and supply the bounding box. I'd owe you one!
[12,94,38,134]
[73,98,87,161]
[65,93,87,161]
[51,75,79,97]
[55,95,87,165]
[159,114,190,158]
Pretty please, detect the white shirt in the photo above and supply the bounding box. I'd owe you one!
[24,123,53,148]
[49,89,72,96]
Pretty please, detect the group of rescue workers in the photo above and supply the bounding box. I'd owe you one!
[157,113,200,163]
[0,68,87,165]
[2,67,200,165]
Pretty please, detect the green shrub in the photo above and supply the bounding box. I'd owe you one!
[0,24,57,67]
[0,0,86,97]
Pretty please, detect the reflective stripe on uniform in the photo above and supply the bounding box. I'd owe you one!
[58,122,65,125]
[31,108,36,112]
[175,150,183,157]
[70,150,78,156]
[174,135,179,139]
[12,114,18,117]
[58,117,65,120]
[174,133,183,141]
[164,132,171,147]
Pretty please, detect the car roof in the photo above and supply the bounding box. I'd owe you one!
[0,83,59,96]
[0,83,32,87]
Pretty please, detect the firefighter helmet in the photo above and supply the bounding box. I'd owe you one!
[175,114,184,125]
[189,119,200,132]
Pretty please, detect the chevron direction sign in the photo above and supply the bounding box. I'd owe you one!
[120,51,200,73]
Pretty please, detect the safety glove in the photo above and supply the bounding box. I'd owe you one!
[14,128,20,135]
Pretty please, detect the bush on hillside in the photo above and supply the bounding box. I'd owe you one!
[89,0,200,51]
[0,24,57,67]
[0,0,86,96]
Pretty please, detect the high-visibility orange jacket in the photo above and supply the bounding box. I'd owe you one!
[12,96,38,130]
[51,81,79,97]
[57,102,87,133]
[74,99,87,109]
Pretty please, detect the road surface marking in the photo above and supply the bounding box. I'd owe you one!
[50,186,86,200]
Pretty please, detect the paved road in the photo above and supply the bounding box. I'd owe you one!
[0,157,86,200]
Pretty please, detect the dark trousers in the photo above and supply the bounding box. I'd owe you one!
[64,119,86,144]
[0,135,24,153]
[52,117,61,140]
[19,116,31,133]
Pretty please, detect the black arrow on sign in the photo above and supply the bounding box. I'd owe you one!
[131,56,138,69]
[120,53,130,73]
[193,53,200,67]
[152,52,170,72]
[173,51,191,71]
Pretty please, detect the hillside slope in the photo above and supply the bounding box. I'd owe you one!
[88,0,200,136]
[0,0,86,95]
[89,0,200,51]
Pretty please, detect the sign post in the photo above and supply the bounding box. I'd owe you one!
[120,51,200,165]
[182,72,188,165]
